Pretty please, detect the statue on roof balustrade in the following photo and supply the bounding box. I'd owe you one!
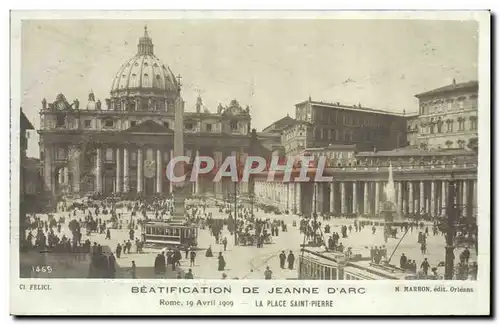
[42,98,47,110]
[96,100,102,110]
[72,99,80,110]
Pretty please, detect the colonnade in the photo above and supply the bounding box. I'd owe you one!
[254,178,478,218]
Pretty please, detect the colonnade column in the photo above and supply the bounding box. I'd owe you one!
[137,148,143,193]
[396,182,402,215]
[95,147,102,193]
[352,181,358,214]
[340,182,346,214]
[408,182,414,214]
[329,183,335,214]
[363,182,370,215]
[375,182,380,215]
[156,148,163,193]
[462,180,468,217]
[430,181,436,217]
[123,148,129,192]
[472,180,477,217]
[441,180,447,215]
[296,183,301,214]
[419,181,425,214]
[116,148,122,193]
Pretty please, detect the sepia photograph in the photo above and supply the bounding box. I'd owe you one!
[10,10,490,315]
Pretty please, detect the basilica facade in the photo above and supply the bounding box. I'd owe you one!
[38,27,254,198]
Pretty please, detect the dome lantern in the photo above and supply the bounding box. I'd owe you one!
[137,25,154,55]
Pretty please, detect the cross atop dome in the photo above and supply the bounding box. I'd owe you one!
[137,26,154,55]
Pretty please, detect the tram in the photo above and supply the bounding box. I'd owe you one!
[141,221,198,249]
[299,247,408,280]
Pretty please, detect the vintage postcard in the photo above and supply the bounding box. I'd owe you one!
[10,10,491,315]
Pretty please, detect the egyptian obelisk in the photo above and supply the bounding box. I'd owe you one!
[171,96,187,224]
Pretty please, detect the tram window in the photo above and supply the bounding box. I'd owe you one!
[175,229,180,236]
[325,267,331,280]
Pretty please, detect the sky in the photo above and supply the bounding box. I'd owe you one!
[19,19,478,158]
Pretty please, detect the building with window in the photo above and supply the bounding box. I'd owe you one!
[415,79,478,150]
[292,97,410,152]
[38,27,253,198]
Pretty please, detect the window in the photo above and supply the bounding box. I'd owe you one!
[447,101,453,111]
[131,152,137,162]
[163,122,169,128]
[185,123,194,130]
[56,148,66,160]
[230,121,238,130]
[470,117,478,130]
[105,148,113,161]
[458,140,465,149]
[447,121,453,132]
[458,119,465,131]
[56,114,65,127]
[130,121,137,127]
[84,120,91,128]
[429,123,434,134]
[104,119,114,127]
[459,100,465,110]
[437,119,443,133]
[206,123,212,132]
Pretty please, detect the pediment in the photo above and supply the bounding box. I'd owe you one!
[123,120,173,134]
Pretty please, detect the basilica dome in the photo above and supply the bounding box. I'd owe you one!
[109,27,180,99]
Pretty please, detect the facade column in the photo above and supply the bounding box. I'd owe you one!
[375,182,380,215]
[363,182,370,214]
[43,145,53,192]
[352,181,358,214]
[430,181,436,217]
[63,167,69,190]
[123,148,129,192]
[170,149,174,194]
[156,148,163,193]
[419,181,425,214]
[329,182,335,214]
[116,148,122,193]
[462,180,468,217]
[95,147,102,193]
[137,148,143,193]
[441,180,447,216]
[194,149,200,195]
[340,182,346,214]
[70,146,81,193]
[397,182,403,215]
[214,151,223,197]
